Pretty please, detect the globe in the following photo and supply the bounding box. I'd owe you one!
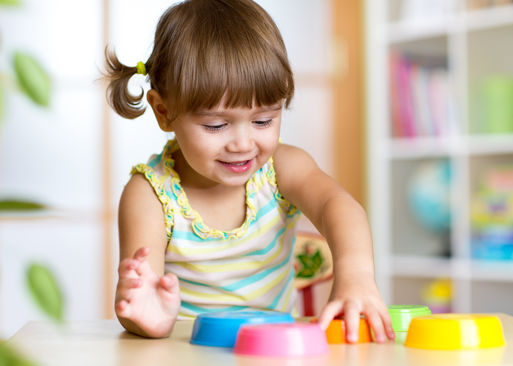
[407,160,452,233]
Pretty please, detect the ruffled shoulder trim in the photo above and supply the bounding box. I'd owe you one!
[263,158,300,218]
[169,167,259,240]
[131,139,298,241]
[131,163,174,242]
[144,139,258,240]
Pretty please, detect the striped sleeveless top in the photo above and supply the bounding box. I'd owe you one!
[131,139,300,318]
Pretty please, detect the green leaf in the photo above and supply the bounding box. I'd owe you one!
[13,52,51,107]
[0,0,21,6]
[0,343,36,366]
[311,250,323,270]
[297,253,313,269]
[0,199,46,211]
[26,263,64,322]
[296,268,315,279]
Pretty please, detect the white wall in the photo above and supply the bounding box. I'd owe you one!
[0,0,104,337]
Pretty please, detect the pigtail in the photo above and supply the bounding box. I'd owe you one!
[104,47,146,119]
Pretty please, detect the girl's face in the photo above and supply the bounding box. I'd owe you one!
[171,102,282,188]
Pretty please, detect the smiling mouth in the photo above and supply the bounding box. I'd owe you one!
[220,160,250,166]
[218,159,253,173]
[221,160,249,166]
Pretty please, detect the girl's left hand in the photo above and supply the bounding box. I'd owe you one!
[317,278,395,343]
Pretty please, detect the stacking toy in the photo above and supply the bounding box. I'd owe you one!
[405,314,506,350]
[190,310,294,347]
[312,316,372,343]
[234,323,328,357]
[388,304,431,344]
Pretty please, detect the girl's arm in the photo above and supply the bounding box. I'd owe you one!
[273,144,394,343]
[118,173,168,273]
[116,174,180,338]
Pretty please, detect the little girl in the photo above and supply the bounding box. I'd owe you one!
[105,0,394,342]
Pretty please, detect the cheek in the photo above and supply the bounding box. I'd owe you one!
[262,129,280,151]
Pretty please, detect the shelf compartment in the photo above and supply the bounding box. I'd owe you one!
[470,260,513,282]
[391,276,453,313]
[391,159,453,258]
[387,0,457,28]
[388,39,454,139]
[392,255,452,277]
[389,137,463,159]
[467,24,513,135]
[465,3,513,31]
[388,18,455,44]
[467,134,513,155]
[471,280,513,314]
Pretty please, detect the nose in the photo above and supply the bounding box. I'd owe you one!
[226,125,255,153]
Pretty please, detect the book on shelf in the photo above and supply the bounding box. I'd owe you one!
[389,51,456,139]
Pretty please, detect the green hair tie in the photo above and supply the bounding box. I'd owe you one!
[136,61,147,76]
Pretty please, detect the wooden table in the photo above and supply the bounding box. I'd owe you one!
[7,314,513,366]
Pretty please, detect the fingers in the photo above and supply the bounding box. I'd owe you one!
[115,278,142,304]
[380,308,396,341]
[115,299,130,318]
[319,300,395,344]
[365,309,386,343]
[118,247,151,279]
[159,273,180,300]
[318,301,344,330]
[118,258,138,279]
[133,247,150,261]
[159,273,180,295]
[118,278,142,290]
[343,302,361,343]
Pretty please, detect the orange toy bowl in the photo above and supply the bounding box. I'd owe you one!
[312,317,372,344]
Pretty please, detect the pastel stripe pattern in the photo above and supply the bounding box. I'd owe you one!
[131,139,300,319]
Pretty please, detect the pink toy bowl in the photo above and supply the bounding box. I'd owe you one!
[234,323,329,358]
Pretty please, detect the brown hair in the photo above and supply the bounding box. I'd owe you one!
[105,0,294,121]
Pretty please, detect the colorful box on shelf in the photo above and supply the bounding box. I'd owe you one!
[480,76,513,134]
[472,231,513,260]
[471,166,513,261]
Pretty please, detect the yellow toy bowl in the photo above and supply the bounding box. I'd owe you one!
[405,314,506,350]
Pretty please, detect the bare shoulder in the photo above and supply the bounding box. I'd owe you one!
[120,173,159,205]
[272,144,324,203]
[118,174,168,271]
[119,174,164,219]
[273,144,319,182]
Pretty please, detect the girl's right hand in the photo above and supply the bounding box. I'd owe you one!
[115,247,181,338]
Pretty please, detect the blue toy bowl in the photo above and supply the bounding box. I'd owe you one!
[190,310,294,347]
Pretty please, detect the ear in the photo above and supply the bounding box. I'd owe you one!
[147,90,174,132]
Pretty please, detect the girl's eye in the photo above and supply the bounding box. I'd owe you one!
[203,124,226,132]
[253,119,273,127]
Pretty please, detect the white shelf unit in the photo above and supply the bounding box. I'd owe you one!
[365,0,513,314]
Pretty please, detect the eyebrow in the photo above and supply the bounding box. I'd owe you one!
[194,104,282,117]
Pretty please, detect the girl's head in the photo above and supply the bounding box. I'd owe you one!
[105,0,294,124]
